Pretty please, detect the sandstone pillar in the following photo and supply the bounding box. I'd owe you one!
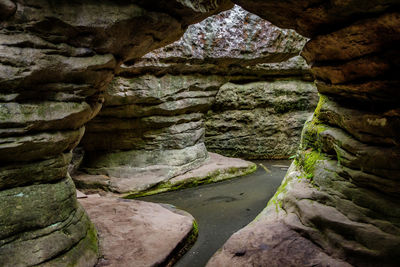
[0,1,231,265]
[209,1,400,266]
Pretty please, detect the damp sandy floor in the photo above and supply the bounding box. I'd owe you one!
[139,159,291,267]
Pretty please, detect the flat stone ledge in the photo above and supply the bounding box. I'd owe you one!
[79,196,197,267]
[73,153,256,198]
[124,152,257,198]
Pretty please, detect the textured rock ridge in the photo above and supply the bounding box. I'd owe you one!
[209,1,400,266]
[79,74,225,193]
[205,79,318,159]
[79,5,316,188]
[0,1,231,266]
[118,5,309,77]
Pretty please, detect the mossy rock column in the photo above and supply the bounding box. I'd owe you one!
[209,1,400,266]
[0,1,231,266]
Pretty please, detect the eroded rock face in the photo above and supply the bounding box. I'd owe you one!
[80,74,225,192]
[79,5,315,189]
[209,1,400,266]
[123,5,307,76]
[205,79,318,159]
[0,1,231,266]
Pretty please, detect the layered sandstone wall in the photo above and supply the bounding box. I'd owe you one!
[205,71,318,159]
[209,1,400,266]
[79,5,317,188]
[79,74,225,193]
[0,1,231,266]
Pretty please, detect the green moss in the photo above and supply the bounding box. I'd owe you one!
[313,94,328,117]
[61,221,99,267]
[300,114,328,153]
[85,222,99,256]
[188,220,199,244]
[301,150,320,177]
[266,174,290,214]
[124,163,257,199]
[295,149,326,189]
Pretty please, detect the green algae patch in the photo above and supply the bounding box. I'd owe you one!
[252,163,298,222]
[40,216,99,267]
[300,112,328,152]
[267,174,290,213]
[124,163,257,199]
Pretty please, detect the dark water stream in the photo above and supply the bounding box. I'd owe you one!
[139,159,291,267]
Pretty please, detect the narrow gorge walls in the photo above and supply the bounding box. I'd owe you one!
[2,0,398,266]
[0,1,231,266]
[77,5,317,195]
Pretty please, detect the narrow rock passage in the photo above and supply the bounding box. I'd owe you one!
[139,159,290,267]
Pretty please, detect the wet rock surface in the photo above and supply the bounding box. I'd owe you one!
[0,1,230,266]
[139,160,290,267]
[209,1,400,266]
[79,196,196,267]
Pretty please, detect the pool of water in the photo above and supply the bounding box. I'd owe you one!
[138,159,291,267]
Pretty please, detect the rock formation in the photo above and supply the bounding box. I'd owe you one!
[1,0,399,266]
[77,5,315,194]
[208,1,400,266]
[0,1,231,266]
[79,196,197,267]
[205,76,318,159]
[78,74,226,193]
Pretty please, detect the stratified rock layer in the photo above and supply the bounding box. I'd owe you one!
[80,74,225,193]
[2,1,398,266]
[79,5,315,190]
[122,5,308,77]
[209,1,400,266]
[0,1,231,266]
[205,80,318,159]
